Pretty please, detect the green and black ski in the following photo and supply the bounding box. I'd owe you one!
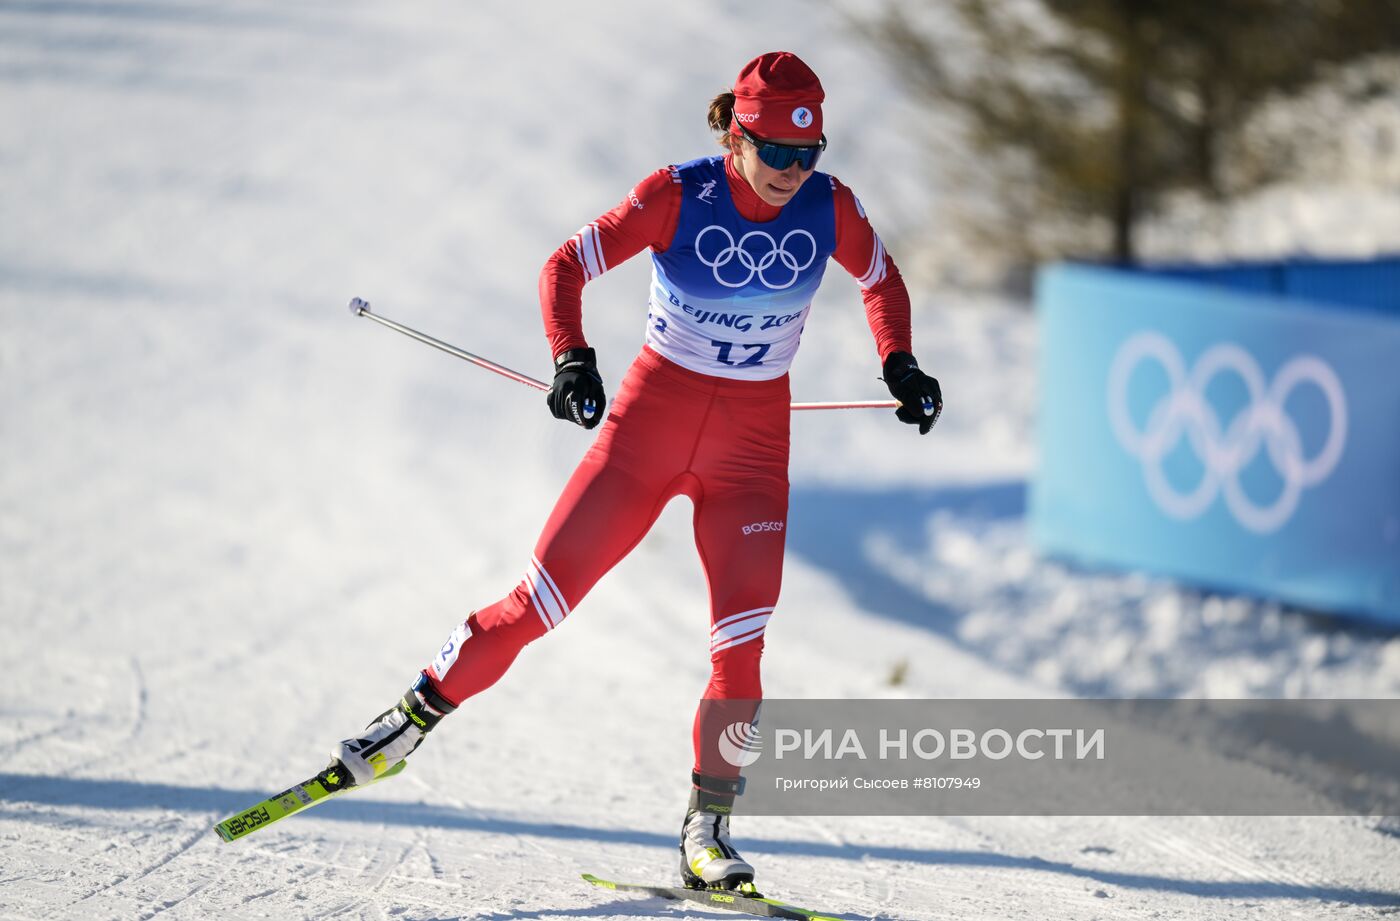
[214,760,406,843]
[582,873,843,921]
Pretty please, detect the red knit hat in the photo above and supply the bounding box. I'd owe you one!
[730,51,824,143]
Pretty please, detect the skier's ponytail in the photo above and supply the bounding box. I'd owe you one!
[708,89,738,152]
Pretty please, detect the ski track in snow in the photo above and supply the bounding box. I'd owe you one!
[3,1,1399,919]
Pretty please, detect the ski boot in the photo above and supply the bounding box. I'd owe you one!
[327,672,456,789]
[679,773,758,893]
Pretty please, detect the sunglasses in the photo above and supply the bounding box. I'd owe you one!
[734,122,826,172]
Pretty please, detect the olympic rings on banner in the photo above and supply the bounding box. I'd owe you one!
[1107,332,1347,534]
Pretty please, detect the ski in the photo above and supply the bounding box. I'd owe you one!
[582,873,842,921]
[214,760,406,843]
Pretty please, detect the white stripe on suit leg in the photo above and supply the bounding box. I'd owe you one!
[711,625,768,653]
[711,606,775,633]
[531,555,570,622]
[526,564,566,629]
[711,613,771,647]
[529,591,556,632]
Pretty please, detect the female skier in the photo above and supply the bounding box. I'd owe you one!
[327,51,942,892]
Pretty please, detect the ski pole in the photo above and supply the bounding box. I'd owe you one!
[346,298,898,411]
[348,298,549,391]
[789,399,897,411]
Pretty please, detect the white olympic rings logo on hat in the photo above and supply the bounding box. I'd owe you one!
[695,225,817,290]
[1107,331,1348,534]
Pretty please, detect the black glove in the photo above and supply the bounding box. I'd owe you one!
[547,348,606,429]
[882,351,942,435]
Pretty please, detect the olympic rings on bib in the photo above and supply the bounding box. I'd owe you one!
[1107,332,1348,534]
[694,225,817,290]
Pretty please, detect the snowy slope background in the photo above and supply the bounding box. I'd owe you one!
[3,2,1399,920]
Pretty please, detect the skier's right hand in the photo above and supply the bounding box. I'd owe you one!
[547,347,607,429]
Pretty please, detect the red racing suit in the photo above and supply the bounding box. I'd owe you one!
[423,153,912,786]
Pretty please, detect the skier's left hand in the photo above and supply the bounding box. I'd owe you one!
[882,351,942,434]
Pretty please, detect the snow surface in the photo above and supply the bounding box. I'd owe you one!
[2,2,1398,919]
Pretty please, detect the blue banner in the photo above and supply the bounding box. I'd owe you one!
[1031,263,1400,625]
[1139,255,1400,317]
